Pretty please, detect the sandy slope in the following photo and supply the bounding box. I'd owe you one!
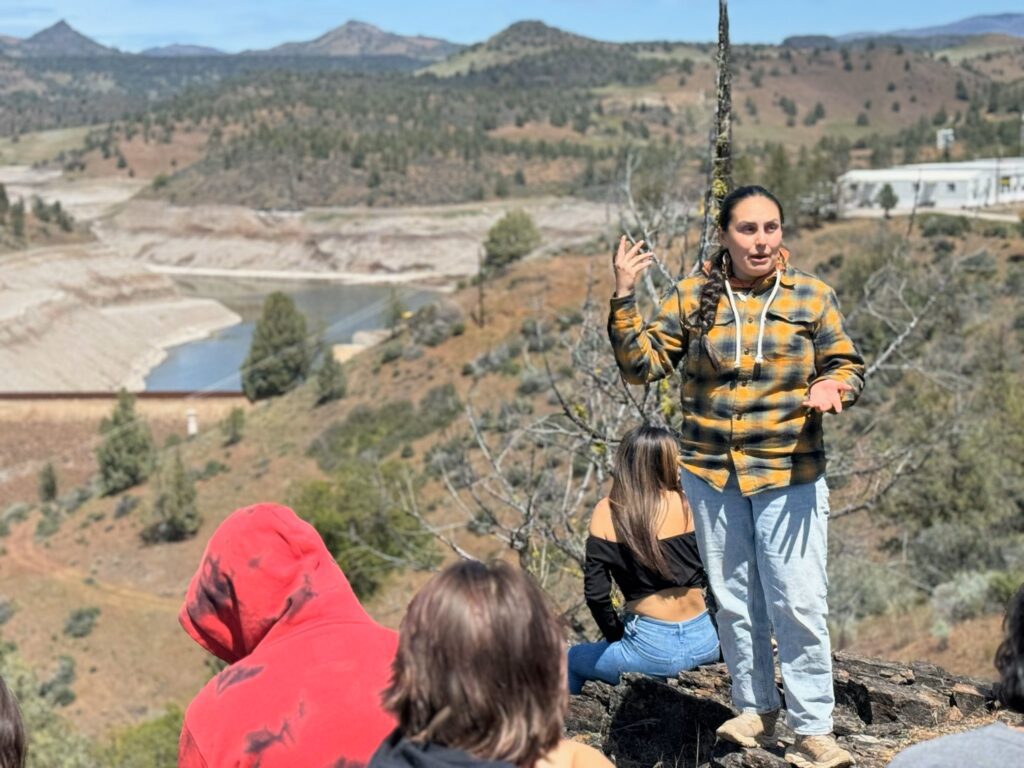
[0,243,239,391]
[96,196,612,278]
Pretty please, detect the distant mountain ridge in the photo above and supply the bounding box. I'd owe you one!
[2,20,120,57]
[142,44,226,58]
[255,20,462,61]
[839,12,1024,41]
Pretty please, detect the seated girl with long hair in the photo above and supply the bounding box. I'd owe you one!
[371,560,612,768]
[568,424,720,694]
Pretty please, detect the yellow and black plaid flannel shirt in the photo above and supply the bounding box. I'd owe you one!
[608,257,865,496]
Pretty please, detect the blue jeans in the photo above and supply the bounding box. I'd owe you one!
[568,611,720,694]
[680,468,834,735]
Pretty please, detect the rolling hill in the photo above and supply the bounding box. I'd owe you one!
[255,19,463,60]
[0,20,120,57]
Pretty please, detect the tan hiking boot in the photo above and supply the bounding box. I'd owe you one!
[784,734,853,768]
[715,709,779,748]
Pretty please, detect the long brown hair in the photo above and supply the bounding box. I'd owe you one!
[608,425,685,578]
[382,560,566,768]
[0,676,26,768]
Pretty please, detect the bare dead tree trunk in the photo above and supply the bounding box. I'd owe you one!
[695,0,733,270]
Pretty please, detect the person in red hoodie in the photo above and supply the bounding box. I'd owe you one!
[178,502,398,768]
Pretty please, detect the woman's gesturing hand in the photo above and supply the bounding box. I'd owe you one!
[803,379,854,414]
[613,236,652,298]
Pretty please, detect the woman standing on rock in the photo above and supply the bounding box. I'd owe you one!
[607,185,864,768]
[569,424,720,693]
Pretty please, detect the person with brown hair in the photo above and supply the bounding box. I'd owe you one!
[0,675,26,768]
[568,424,719,694]
[371,560,612,768]
[608,185,865,768]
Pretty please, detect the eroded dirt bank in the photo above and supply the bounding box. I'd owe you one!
[0,243,239,391]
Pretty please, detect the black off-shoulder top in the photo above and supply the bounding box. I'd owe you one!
[583,532,705,642]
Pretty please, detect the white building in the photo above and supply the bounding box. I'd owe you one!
[837,158,1024,214]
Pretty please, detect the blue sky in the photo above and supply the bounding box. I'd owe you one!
[0,1,1018,52]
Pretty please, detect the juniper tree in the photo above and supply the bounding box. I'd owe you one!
[220,407,245,446]
[96,390,155,495]
[38,461,58,503]
[877,183,899,218]
[483,210,541,270]
[241,291,312,401]
[143,450,200,543]
[316,352,347,405]
[10,198,24,238]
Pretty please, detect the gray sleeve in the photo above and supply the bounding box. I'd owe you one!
[888,726,1024,768]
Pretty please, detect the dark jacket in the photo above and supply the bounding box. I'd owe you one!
[370,730,516,768]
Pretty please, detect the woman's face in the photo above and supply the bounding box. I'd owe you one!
[720,195,783,282]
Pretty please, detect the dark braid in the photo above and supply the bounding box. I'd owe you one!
[694,247,729,334]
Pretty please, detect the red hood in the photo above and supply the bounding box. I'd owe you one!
[179,502,371,663]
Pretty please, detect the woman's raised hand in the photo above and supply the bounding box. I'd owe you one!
[613,236,652,298]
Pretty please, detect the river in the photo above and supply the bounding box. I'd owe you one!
[144,277,439,392]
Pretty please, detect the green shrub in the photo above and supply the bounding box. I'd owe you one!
[0,598,15,626]
[35,503,65,538]
[410,301,465,347]
[219,407,245,446]
[309,385,461,471]
[517,371,548,396]
[114,495,139,519]
[142,451,200,543]
[39,655,77,707]
[315,353,347,404]
[197,460,228,481]
[483,209,541,270]
[932,571,991,625]
[379,342,403,364]
[0,645,93,763]
[63,607,100,639]
[291,459,437,597]
[988,571,1024,608]
[102,706,182,768]
[58,486,92,514]
[920,214,970,238]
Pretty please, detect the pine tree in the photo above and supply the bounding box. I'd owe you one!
[241,292,311,401]
[143,450,200,543]
[96,390,155,495]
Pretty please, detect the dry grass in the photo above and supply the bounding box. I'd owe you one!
[0,126,91,165]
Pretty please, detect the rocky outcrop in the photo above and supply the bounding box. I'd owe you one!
[566,652,996,768]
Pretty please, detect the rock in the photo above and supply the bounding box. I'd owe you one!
[565,652,997,768]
